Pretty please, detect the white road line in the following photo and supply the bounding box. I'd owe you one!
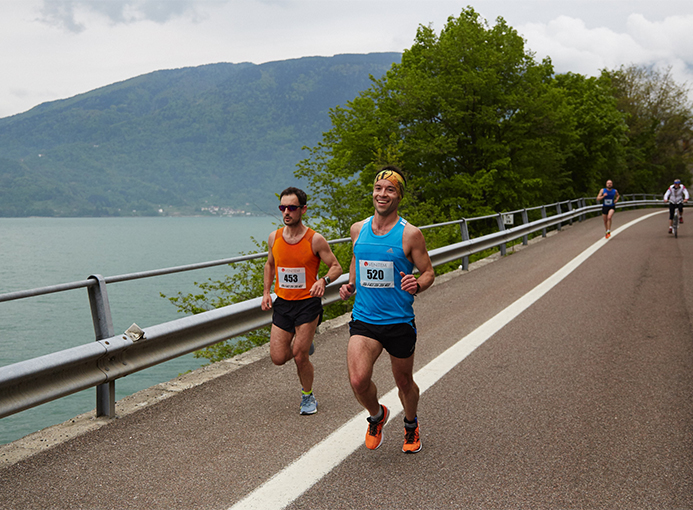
[229,211,663,510]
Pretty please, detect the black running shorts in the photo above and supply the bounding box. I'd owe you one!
[272,296,323,334]
[348,319,417,359]
[669,202,683,220]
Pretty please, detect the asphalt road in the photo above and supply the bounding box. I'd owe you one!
[1,208,692,510]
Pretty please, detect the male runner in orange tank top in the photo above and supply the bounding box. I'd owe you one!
[262,187,342,415]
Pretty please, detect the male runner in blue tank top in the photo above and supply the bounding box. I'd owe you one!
[596,179,620,239]
[340,165,435,453]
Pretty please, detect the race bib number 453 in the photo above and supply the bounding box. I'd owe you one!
[359,260,394,288]
[278,267,306,289]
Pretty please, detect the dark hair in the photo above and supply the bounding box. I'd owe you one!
[280,187,307,206]
[376,165,406,184]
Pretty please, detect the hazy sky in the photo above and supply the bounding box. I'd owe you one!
[1,0,692,119]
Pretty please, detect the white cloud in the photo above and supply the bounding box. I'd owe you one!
[38,0,85,32]
[624,14,693,89]
[521,16,646,74]
[37,0,204,31]
[627,14,693,51]
[517,12,693,101]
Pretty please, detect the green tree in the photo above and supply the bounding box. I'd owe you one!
[297,7,577,241]
[554,72,628,196]
[604,65,693,192]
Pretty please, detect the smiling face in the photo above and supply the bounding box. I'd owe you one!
[372,179,401,217]
[279,194,306,226]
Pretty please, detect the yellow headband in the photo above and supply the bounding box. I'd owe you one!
[374,169,405,198]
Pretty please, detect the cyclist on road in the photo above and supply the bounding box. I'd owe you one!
[597,180,620,239]
[664,179,689,233]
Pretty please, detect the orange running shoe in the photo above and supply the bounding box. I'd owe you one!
[365,405,389,450]
[605,232,611,239]
[402,421,422,454]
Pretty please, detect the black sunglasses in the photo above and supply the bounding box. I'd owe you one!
[278,205,301,212]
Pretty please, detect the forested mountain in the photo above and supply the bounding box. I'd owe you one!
[0,52,401,216]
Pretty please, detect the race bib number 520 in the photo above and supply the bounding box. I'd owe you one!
[278,267,306,289]
[359,260,394,288]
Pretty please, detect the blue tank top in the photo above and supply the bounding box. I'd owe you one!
[602,188,617,207]
[352,216,415,325]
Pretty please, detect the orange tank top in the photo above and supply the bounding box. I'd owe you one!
[272,227,320,301]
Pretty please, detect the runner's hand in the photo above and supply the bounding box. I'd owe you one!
[261,294,273,311]
[340,283,355,300]
[309,279,326,298]
[400,272,418,295]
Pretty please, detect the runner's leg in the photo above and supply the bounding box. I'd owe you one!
[390,353,419,422]
[292,316,319,392]
[269,325,295,366]
[347,335,384,416]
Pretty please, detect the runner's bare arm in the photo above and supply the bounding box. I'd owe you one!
[401,224,435,295]
[309,233,343,297]
[339,221,364,300]
[261,231,276,311]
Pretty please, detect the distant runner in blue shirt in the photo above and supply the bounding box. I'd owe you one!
[340,165,435,454]
[597,179,620,239]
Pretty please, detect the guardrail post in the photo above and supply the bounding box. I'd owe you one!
[555,203,562,231]
[496,214,507,256]
[88,274,116,418]
[459,219,469,270]
[567,201,573,225]
[579,198,586,222]
[540,206,546,237]
[521,209,529,245]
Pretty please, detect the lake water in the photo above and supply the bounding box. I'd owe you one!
[0,216,279,445]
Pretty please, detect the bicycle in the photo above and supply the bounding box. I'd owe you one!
[673,208,679,238]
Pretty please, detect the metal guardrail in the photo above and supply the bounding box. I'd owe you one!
[0,196,667,420]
